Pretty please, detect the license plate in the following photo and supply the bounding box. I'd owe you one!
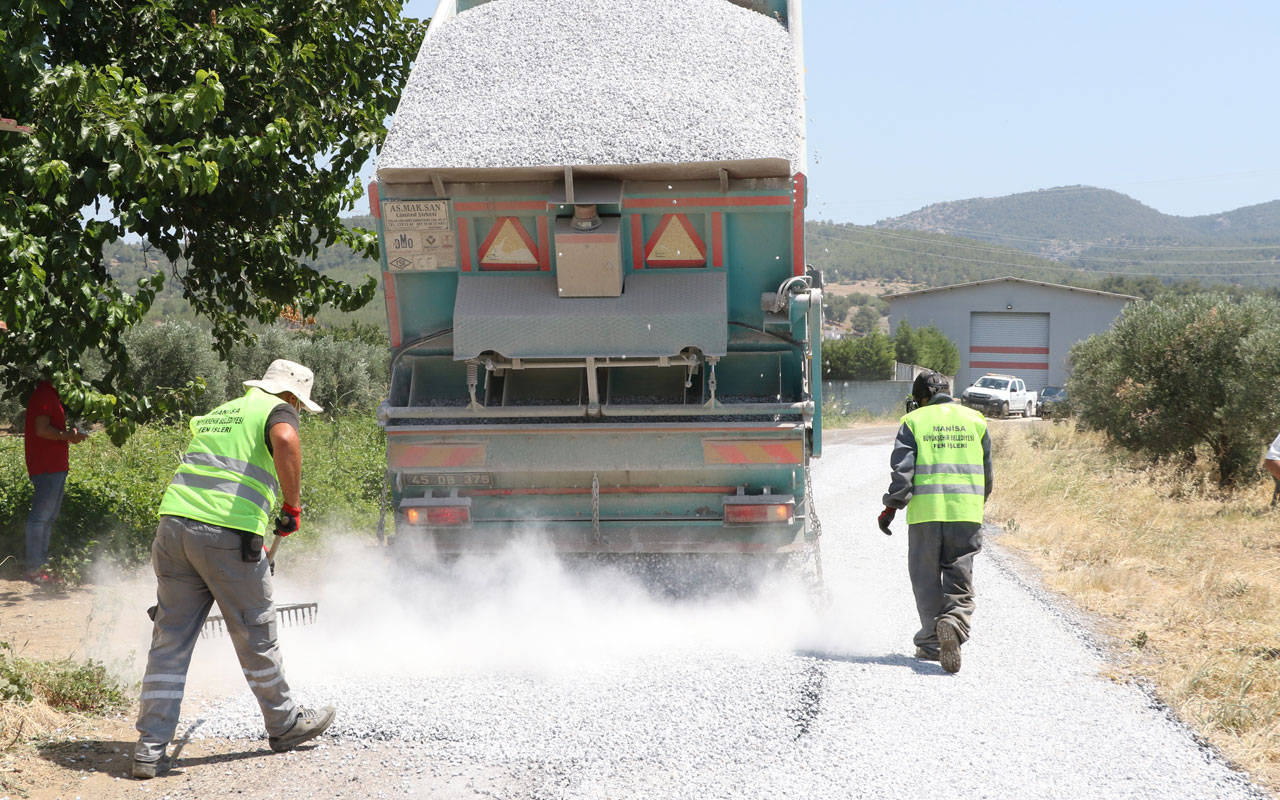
[404,472,494,487]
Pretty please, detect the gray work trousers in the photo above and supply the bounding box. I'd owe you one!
[135,515,297,762]
[907,520,982,653]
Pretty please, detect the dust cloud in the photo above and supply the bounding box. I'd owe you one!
[79,530,868,698]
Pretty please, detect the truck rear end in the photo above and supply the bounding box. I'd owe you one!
[373,0,820,556]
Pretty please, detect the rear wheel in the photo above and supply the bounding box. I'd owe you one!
[1023,402,1032,418]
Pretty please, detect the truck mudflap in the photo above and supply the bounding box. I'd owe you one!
[385,422,813,554]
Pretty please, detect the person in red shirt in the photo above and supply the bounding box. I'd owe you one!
[23,380,89,582]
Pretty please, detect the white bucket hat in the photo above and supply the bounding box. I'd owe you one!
[244,359,323,413]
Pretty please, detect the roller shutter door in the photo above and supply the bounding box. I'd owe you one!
[969,312,1050,391]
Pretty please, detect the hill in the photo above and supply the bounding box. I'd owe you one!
[874,187,1280,287]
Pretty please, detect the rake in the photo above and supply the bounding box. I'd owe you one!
[199,534,318,638]
[200,602,318,639]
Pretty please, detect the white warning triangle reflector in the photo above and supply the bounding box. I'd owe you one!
[479,217,539,269]
[645,214,706,267]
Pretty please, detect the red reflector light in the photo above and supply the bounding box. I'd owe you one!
[405,506,470,526]
[724,502,793,525]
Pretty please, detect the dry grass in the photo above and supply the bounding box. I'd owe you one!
[986,421,1280,792]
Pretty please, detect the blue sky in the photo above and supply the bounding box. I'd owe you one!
[370,0,1280,225]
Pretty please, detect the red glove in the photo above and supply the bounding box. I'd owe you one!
[276,503,301,536]
[877,506,896,536]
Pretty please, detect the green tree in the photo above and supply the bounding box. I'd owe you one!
[822,331,894,380]
[823,294,852,324]
[913,324,960,376]
[850,304,881,335]
[893,320,918,365]
[0,1,427,442]
[1067,293,1280,487]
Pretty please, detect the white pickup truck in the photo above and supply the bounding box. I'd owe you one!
[959,373,1036,418]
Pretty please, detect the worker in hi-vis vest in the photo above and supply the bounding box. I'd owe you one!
[877,370,993,674]
[133,360,335,779]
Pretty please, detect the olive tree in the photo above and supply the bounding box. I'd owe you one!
[1067,293,1280,487]
[1,1,426,441]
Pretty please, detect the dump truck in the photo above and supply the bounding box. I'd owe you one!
[371,0,821,564]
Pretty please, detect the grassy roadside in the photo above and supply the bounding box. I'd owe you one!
[986,421,1280,792]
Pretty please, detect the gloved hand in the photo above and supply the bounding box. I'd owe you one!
[276,503,301,536]
[877,506,896,536]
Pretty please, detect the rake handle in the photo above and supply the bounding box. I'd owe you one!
[267,533,284,569]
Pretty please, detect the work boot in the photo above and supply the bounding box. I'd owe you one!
[936,617,962,674]
[269,705,336,753]
[132,755,170,780]
[914,647,940,662]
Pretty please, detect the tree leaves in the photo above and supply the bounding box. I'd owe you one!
[0,0,428,441]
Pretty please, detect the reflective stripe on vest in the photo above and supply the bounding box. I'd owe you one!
[157,388,283,536]
[903,402,988,524]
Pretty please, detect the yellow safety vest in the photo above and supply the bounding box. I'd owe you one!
[157,388,283,536]
[902,401,988,524]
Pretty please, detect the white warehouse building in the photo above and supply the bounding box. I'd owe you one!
[883,277,1138,392]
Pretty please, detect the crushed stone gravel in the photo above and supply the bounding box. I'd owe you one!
[378,0,803,173]
[174,432,1269,799]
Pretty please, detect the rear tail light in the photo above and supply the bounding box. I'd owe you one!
[404,504,471,527]
[723,500,794,525]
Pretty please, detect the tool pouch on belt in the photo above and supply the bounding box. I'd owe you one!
[239,530,264,563]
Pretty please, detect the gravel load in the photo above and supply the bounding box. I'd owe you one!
[176,436,1268,799]
[378,0,803,173]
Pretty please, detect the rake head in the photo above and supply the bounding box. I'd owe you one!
[200,602,319,639]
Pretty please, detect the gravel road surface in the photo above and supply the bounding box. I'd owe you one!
[80,427,1266,799]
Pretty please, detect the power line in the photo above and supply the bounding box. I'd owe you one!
[874,223,1280,252]
[848,228,1280,264]
[805,229,1280,279]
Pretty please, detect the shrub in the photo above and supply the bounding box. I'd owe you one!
[0,413,388,579]
[225,326,389,411]
[122,321,228,415]
[1067,293,1280,487]
[823,330,895,380]
[894,320,959,376]
[0,642,126,713]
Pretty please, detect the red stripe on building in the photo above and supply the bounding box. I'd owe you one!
[970,346,1049,355]
[537,216,550,271]
[631,215,644,269]
[381,271,401,348]
[624,196,791,209]
[792,173,806,277]
[456,217,471,272]
[368,181,380,219]
[711,212,724,267]
[453,201,547,212]
[969,361,1049,371]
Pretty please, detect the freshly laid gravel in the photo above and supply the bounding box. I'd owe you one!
[378,0,803,172]
[177,431,1268,799]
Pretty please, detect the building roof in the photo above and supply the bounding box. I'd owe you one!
[881,276,1139,302]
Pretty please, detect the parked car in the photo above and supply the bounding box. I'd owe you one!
[1038,386,1068,418]
[960,374,1036,418]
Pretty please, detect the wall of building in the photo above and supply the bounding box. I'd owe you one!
[886,281,1132,390]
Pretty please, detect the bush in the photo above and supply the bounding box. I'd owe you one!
[0,642,126,713]
[122,321,228,415]
[894,320,959,376]
[823,330,895,380]
[0,413,387,580]
[1067,293,1280,487]
[225,326,389,411]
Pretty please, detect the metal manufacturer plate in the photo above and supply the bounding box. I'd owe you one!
[403,472,494,488]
